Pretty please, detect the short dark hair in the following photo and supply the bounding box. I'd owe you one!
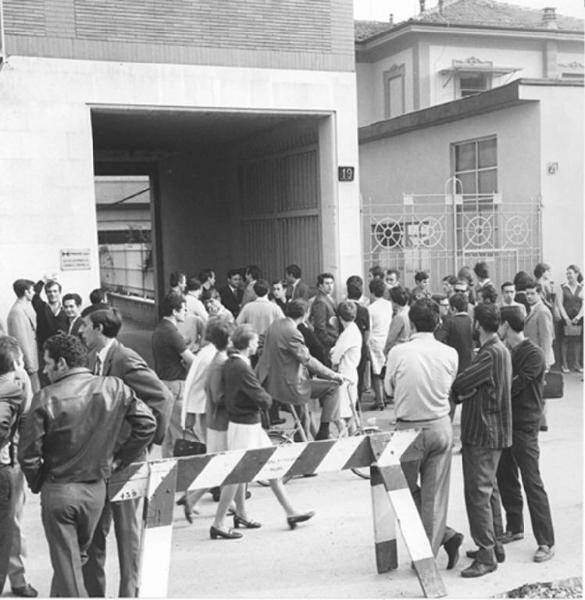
[89,288,107,305]
[186,277,202,292]
[160,292,185,317]
[457,266,474,285]
[346,275,363,289]
[346,282,362,300]
[442,275,457,286]
[478,284,498,304]
[513,270,532,291]
[501,281,514,291]
[12,279,34,298]
[0,336,21,376]
[169,271,186,288]
[286,299,308,319]
[246,265,262,281]
[524,279,541,293]
[227,269,241,280]
[369,266,385,279]
[44,333,88,369]
[474,303,500,333]
[389,285,410,306]
[317,273,334,287]
[62,293,82,307]
[473,261,489,280]
[285,264,302,280]
[369,278,386,298]
[533,263,550,280]
[409,299,439,332]
[205,317,233,351]
[449,292,468,313]
[337,300,357,322]
[198,269,214,284]
[45,279,62,293]
[414,271,429,284]
[253,279,270,297]
[231,324,257,351]
[87,308,123,339]
[500,306,525,333]
[386,268,399,279]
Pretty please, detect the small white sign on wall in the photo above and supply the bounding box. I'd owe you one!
[60,248,91,271]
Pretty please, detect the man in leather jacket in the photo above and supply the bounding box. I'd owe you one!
[18,334,156,597]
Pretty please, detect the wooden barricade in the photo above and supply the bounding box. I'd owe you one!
[109,430,446,598]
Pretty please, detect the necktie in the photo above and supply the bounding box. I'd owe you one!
[94,356,102,376]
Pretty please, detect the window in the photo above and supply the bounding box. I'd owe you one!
[458,73,491,97]
[453,136,497,199]
[383,64,405,119]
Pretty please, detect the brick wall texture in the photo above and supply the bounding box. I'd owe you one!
[3,0,355,71]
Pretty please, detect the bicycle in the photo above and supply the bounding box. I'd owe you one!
[258,383,381,485]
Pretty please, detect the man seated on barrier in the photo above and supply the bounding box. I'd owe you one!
[256,299,344,441]
[384,298,464,570]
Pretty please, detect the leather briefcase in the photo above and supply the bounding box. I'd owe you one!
[173,438,206,457]
[543,371,564,399]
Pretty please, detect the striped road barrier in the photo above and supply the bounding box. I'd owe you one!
[109,430,446,598]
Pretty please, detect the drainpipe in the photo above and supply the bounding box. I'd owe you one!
[0,0,6,66]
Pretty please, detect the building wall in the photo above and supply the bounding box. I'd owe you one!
[522,84,584,284]
[0,56,360,319]
[3,0,355,71]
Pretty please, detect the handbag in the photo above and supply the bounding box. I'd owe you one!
[173,432,206,457]
[543,371,564,399]
[564,323,582,337]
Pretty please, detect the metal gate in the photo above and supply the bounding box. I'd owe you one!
[363,192,542,293]
[239,144,321,284]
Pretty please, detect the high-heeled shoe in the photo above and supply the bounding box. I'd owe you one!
[209,525,243,540]
[176,496,198,524]
[287,511,315,530]
[233,514,262,529]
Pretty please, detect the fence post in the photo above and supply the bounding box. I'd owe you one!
[136,459,178,598]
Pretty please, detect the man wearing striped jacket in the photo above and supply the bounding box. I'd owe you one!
[452,303,512,578]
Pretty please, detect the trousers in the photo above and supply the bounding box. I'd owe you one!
[496,424,555,547]
[83,492,143,597]
[161,380,185,458]
[41,480,106,597]
[397,416,457,556]
[462,444,504,565]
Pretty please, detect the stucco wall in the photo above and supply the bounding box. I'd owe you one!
[0,56,360,319]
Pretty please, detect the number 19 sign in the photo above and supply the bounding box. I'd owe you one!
[338,166,355,182]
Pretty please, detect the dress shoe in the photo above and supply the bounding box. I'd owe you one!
[287,511,315,530]
[11,585,38,598]
[444,532,464,570]
[209,525,243,540]
[466,545,505,563]
[533,545,554,563]
[500,530,524,544]
[271,418,286,426]
[176,496,197,524]
[460,560,497,578]
[233,514,262,529]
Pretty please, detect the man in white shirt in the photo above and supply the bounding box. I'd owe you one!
[384,298,463,570]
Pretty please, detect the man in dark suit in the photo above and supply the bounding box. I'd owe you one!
[257,300,343,441]
[79,308,171,598]
[309,273,339,361]
[435,293,474,375]
[219,269,244,318]
[284,264,311,302]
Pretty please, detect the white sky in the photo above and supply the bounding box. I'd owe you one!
[353,0,585,22]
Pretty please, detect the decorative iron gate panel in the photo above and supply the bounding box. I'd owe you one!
[363,193,542,293]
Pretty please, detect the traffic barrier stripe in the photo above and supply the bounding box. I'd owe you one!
[110,431,447,599]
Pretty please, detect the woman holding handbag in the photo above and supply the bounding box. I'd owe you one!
[557,264,584,373]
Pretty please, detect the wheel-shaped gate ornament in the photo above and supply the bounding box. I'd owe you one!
[504,215,530,247]
[418,216,444,248]
[464,215,493,248]
[373,219,403,249]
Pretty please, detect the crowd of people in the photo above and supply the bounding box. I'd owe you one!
[0,259,582,595]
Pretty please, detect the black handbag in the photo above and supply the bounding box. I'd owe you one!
[173,434,206,457]
[543,371,564,399]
